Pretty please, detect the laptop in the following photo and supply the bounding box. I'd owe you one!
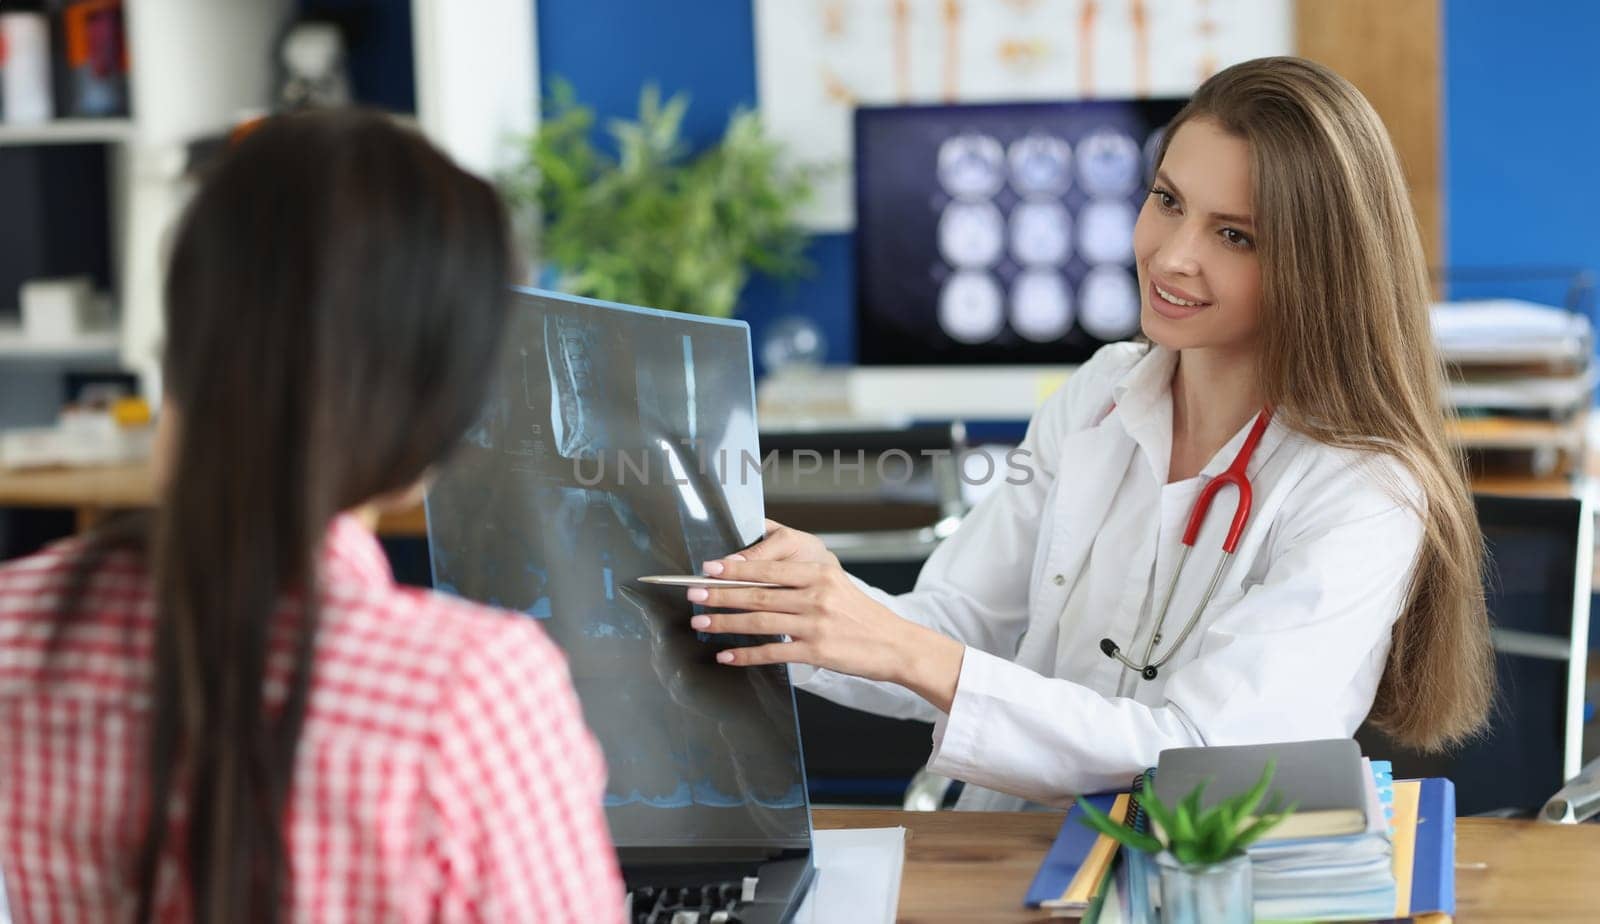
[425,288,815,923]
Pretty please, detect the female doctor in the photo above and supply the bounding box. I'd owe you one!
[692,57,1495,810]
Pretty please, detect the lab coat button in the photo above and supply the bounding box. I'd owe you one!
[1052,573,1065,586]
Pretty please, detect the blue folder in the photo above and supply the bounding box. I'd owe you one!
[1024,792,1120,908]
[1408,777,1456,917]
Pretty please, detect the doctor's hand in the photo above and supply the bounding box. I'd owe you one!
[687,550,966,713]
[734,518,839,567]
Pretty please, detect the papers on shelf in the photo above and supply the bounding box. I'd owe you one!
[1431,299,1593,364]
[1447,367,1598,411]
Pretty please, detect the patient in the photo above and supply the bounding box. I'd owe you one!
[0,111,621,921]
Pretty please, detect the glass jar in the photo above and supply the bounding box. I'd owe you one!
[1155,850,1252,924]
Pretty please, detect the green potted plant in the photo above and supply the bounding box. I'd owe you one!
[504,80,814,318]
[1077,761,1294,924]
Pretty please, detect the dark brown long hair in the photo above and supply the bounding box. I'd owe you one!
[1154,58,1493,750]
[134,110,511,919]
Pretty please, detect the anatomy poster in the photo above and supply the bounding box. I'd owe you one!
[754,0,1293,229]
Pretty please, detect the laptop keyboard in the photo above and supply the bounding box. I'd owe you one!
[625,878,756,924]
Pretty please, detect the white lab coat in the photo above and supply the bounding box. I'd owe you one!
[792,343,1425,811]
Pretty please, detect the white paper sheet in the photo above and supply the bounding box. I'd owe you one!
[793,826,907,924]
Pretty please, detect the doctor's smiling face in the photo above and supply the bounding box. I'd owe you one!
[1133,117,1262,355]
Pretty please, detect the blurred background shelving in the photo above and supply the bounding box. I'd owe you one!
[0,0,534,427]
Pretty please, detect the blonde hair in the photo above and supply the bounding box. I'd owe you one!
[1157,57,1493,750]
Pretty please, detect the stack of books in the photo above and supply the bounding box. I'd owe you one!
[1431,299,1595,483]
[1025,739,1456,922]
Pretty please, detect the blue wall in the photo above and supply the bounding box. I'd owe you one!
[536,0,855,373]
[1444,1,1600,311]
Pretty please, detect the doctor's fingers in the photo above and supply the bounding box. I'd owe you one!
[735,520,836,566]
[701,558,830,588]
[687,583,816,614]
[691,610,808,638]
[714,639,810,668]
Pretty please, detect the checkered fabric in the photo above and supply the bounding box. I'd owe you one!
[0,515,622,921]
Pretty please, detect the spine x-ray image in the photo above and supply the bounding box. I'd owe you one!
[426,290,811,850]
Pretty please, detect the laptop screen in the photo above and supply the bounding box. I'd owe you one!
[426,288,812,850]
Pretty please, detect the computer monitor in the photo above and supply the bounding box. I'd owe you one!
[1358,492,1592,815]
[424,289,813,854]
[854,98,1186,366]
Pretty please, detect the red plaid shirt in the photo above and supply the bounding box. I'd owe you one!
[0,516,623,922]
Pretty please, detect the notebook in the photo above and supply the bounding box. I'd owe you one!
[1024,793,1130,912]
[1152,738,1368,840]
[1248,760,1395,921]
[1390,778,1456,920]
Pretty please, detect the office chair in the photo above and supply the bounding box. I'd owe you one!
[1359,491,1593,816]
[1541,753,1600,823]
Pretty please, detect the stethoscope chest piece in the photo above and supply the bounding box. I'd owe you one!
[1099,637,1161,680]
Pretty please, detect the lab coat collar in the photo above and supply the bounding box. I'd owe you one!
[1108,345,1177,484]
[1108,343,1174,424]
[1108,344,1291,483]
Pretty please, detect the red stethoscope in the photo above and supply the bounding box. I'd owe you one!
[1099,407,1273,681]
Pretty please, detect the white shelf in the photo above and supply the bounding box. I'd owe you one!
[0,328,121,361]
[0,118,135,147]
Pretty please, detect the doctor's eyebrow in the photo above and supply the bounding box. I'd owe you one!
[1153,171,1256,228]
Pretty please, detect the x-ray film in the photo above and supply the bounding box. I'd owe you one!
[425,289,811,850]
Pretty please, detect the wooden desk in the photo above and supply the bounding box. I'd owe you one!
[0,463,428,536]
[811,809,1600,923]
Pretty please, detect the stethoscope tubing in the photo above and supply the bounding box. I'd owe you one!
[1098,407,1272,681]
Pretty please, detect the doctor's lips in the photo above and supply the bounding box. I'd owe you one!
[1147,276,1213,320]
